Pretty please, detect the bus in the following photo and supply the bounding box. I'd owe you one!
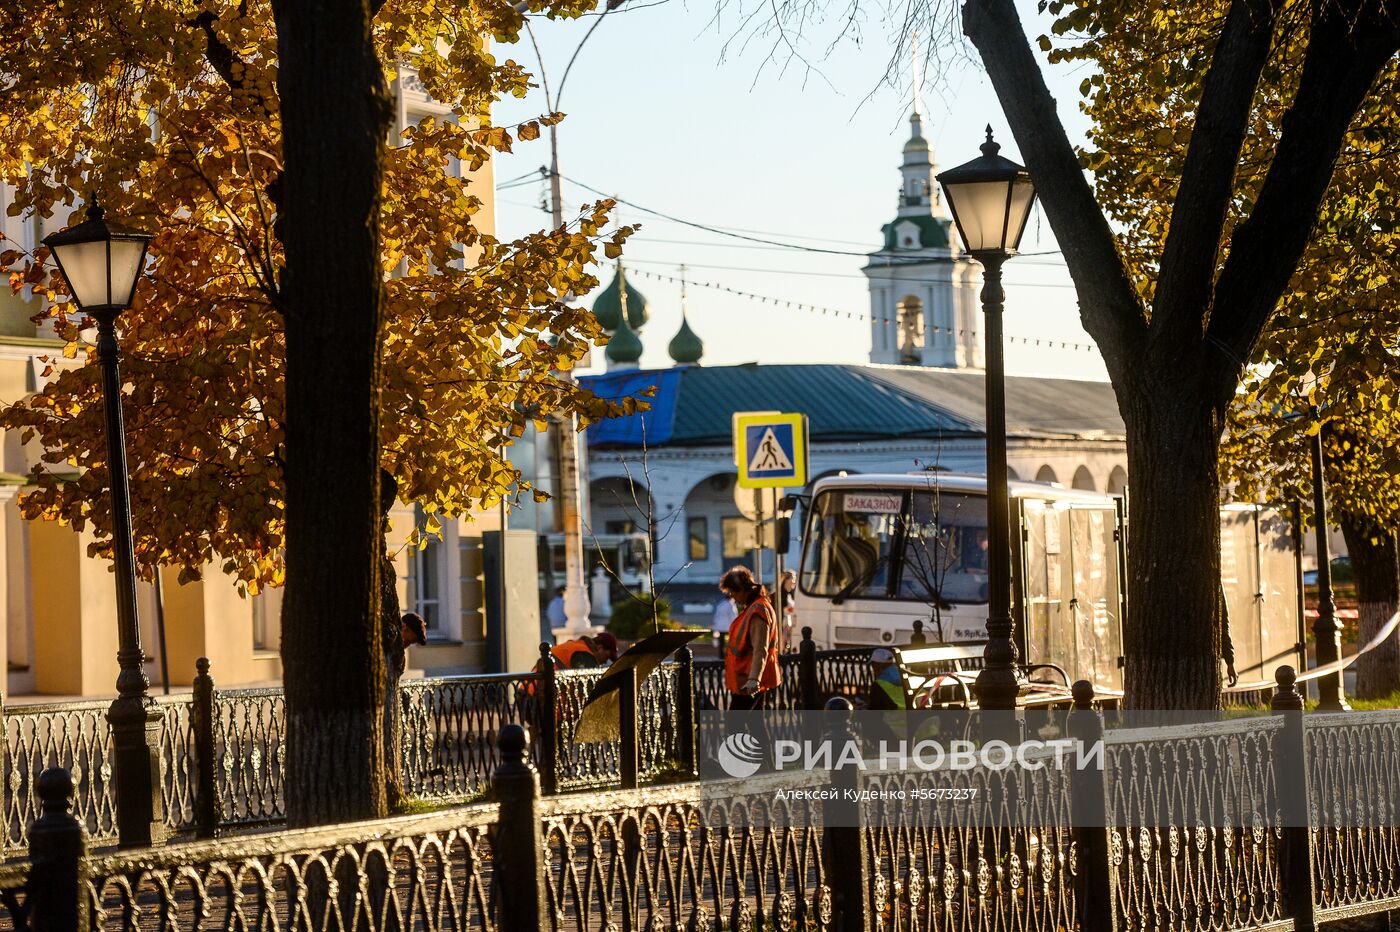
[795,472,1305,696]
[796,472,1127,692]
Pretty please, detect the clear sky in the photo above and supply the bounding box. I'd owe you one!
[490,0,1107,380]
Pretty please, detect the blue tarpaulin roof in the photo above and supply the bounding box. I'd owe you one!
[582,367,684,446]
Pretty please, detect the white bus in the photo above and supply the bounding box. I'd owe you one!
[795,472,1305,696]
[795,472,1128,693]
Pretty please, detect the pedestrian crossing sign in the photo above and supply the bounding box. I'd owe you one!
[734,411,808,488]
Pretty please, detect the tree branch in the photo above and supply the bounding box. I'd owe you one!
[961,0,1148,378]
[1152,0,1280,351]
[1206,0,1400,403]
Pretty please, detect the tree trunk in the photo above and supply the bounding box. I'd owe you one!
[272,0,393,826]
[1120,381,1225,709]
[1339,517,1400,700]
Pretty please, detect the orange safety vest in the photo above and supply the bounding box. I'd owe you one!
[725,597,781,694]
[551,639,596,670]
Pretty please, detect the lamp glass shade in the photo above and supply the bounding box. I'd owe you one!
[50,237,148,310]
[936,128,1037,257]
[1004,177,1036,252]
[943,181,1004,253]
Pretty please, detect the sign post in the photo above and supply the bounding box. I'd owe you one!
[734,412,809,589]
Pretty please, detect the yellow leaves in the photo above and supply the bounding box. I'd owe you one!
[0,0,643,593]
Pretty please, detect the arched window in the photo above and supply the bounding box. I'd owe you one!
[1035,465,1058,485]
[1108,465,1128,496]
[1072,466,1097,491]
[897,296,924,364]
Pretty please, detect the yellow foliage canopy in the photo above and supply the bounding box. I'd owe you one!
[1041,0,1400,527]
[0,0,638,592]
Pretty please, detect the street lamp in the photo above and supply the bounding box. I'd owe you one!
[937,127,1037,723]
[42,196,166,847]
[1298,369,1349,711]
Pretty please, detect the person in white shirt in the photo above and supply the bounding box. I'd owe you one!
[545,586,567,628]
[712,593,738,632]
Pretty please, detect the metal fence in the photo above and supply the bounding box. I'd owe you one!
[1,695,197,851]
[10,666,1400,932]
[0,652,695,853]
[863,751,1078,931]
[1305,710,1400,922]
[1103,717,1288,931]
[693,636,876,712]
[81,794,500,931]
[2,628,871,853]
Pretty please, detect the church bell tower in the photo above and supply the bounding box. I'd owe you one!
[865,107,982,368]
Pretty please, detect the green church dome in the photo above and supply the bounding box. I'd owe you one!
[605,308,643,365]
[668,315,704,365]
[592,265,649,332]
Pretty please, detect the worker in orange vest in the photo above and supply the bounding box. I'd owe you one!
[721,565,780,710]
[551,632,619,669]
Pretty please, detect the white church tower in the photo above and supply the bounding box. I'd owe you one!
[865,105,983,368]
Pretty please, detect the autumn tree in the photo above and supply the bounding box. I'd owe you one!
[1222,185,1400,699]
[945,0,1400,708]
[0,0,633,823]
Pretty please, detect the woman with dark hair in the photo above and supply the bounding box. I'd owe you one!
[721,565,781,710]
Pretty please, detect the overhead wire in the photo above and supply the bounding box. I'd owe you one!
[617,255,1079,288]
[491,174,1095,351]
[623,265,1101,353]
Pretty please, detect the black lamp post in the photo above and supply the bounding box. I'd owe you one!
[1296,369,1349,712]
[937,127,1037,726]
[42,196,166,847]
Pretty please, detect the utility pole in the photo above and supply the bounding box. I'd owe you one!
[519,10,625,637]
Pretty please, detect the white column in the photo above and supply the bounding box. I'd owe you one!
[958,263,984,368]
[869,287,885,361]
[923,270,954,368]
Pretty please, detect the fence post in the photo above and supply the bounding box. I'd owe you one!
[1068,681,1115,932]
[676,645,697,778]
[800,627,819,711]
[536,643,559,796]
[192,657,220,839]
[28,768,85,932]
[910,618,927,646]
[493,724,547,931]
[821,697,869,931]
[619,666,639,790]
[1271,666,1317,932]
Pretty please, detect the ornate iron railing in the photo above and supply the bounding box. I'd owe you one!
[12,676,1400,932]
[552,664,680,790]
[693,645,875,712]
[1305,710,1400,921]
[399,671,537,802]
[211,686,286,827]
[539,776,830,931]
[5,661,685,852]
[863,758,1078,932]
[2,695,196,851]
[1103,718,1288,932]
[82,800,500,931]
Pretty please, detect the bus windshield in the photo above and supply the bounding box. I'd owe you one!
[800,488,990,603]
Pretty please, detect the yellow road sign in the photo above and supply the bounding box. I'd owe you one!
[734,411,808,489]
